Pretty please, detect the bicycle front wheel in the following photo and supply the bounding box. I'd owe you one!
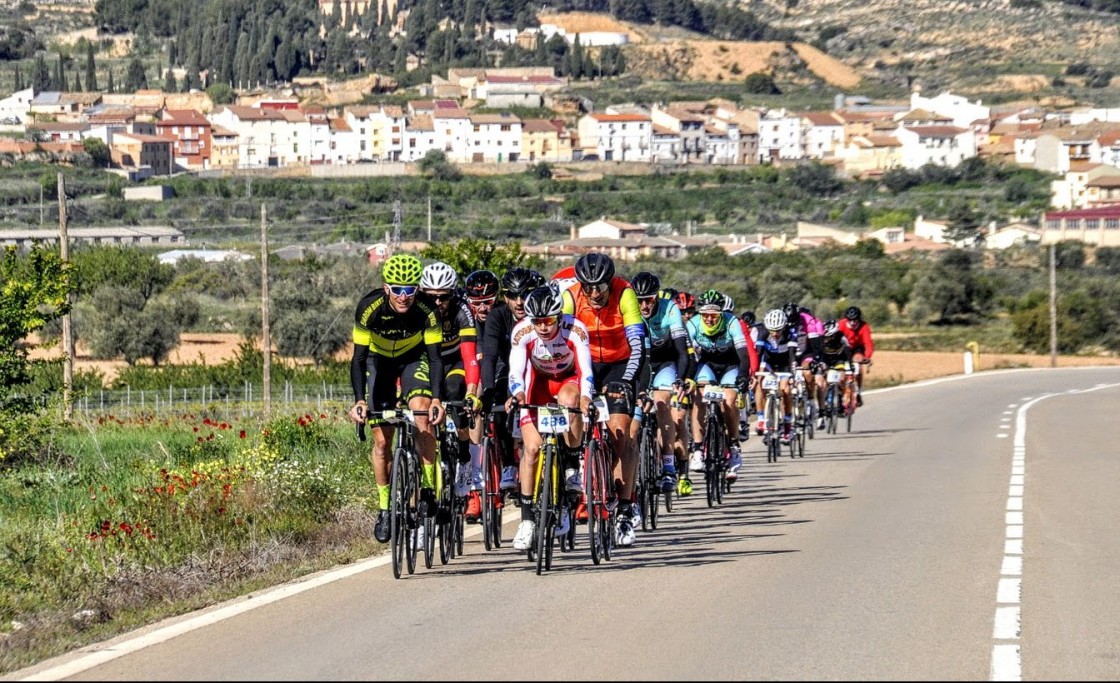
[536,443,555,576]
[389,448,410,579]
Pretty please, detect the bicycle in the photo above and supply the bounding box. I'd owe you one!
[822,362,854,435]
[634,391,662,531]
[758,371,792,464]
[515,400,581,575]
[846,359,872,432]
[433,400,472,565]
[376,405,427,579]
[583,395,614,565]
[789,371,810,459]
[478,407,510,551]
[698,384,731,507]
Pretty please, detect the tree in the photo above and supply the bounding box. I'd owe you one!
[32,54,50,91]
[420,238,539,277]
[85,41,98,91]
[744,71,780,94]
[944,199,982,246]
[0,246,75,413]
[245,272,349,365]
[70,246,174,301]
[206,82,235,105]
[83,137,110,167]
[417,149,461,180]
[124,56,148,92]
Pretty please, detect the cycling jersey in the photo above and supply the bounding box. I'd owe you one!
[755,327,797,373]
[350,289,445,403]
[561,276,645,380]
[815,336,854,371]
[437,293,480,385]
[686,311,752,384]
[790,310,824,359]
[508,314,595,401]
[838,318,874,358]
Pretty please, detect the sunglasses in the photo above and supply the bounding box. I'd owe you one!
[388,284,418,297]
[503,291,528,300]
[581,282,610,295]
[429,293,453,303]
[638,296,657,304]
[469,296,496,308]
[532,316,558,326]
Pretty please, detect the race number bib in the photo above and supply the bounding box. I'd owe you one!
[761,375,780,391]
[826,369,842,383]
[537,407,570,434]
[701,387,725,402]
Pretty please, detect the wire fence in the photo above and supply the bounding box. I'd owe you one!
[70,382,353,419]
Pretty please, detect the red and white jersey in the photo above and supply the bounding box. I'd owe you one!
[508,314,595,400]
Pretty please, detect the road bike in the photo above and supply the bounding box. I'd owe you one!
[698,384,731,507]
[634,391,663,531]
[583,395,614,565]
[789,371,810,458]
[758,371,792,464]
[434,400,472,565]
[518,401,581,575]
[823,362,854,435]
[379,406,426,579]
[478,407,511,551]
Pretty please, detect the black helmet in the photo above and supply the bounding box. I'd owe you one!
[845,305,862,322]
[629,271,661,298]
[822,319,844,352]
[659,286,678,301]
[782,302,800,322]
[523,284,564,319]
[464,269,499,298]
[574,252,615,286]
[741,310,756,326]
[501,267,545,298]
[823,319,841,338]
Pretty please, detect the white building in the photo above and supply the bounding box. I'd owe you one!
[0,87,33,126]
[432,106,473,163]
[402,114,438,162]
[468,112,522,162]
[894,125,977,169]
[208,106,290,168]
[909,90,990,129]
[757,109,803,162]
[577,112,651,162]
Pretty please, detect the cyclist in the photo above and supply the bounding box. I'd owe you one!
[420,262,482,507]
[675,291,697,325]
[685,289,753,481]
[733,306,761,442]
[462,269,501,522]
[560,252,646,547]
[754,308,796,444]
[784,302,824,429]
[838,305,874,407]
[348,254,445,544]
[507,284,594,552]
[813,319,856,420]
[479,267,547,497]
[631,271,692,494]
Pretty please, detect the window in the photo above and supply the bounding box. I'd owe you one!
[1066,219,1081,229]
[1106,218,1120,229]
[1086,219,1099,229]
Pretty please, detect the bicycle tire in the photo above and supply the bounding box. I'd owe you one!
[600,437,615,562]
[536,443,555,576]
[585,439,604,565]
[389,447,408,579]
[438,461,453,565]
[703,412,720,508]
[826,385,838,434]
[479,432,495,551]
[846,380,855,433]
[766,393,782,463]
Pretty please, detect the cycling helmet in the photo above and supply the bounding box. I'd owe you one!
[382,254,423,285]
[630,271,661,298]
[523,284,564,319]
[501,267,545,297]
[574,252,615,285]
[696,289,724,314]
[420,261,459,290]
[721,293,735,313]
[674,291,696,312]
[782,302,800,323]
[845,305,862,322]
[764,308,788,331]
[822,319,843,352]
[464,269,499,298]
[741,310,756,326]
[659,287,678,301]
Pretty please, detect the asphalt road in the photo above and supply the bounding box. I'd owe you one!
[11,367,1120,681]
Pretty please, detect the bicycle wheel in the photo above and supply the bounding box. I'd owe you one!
[404,453,420,576]
[438,462,453,565]
[389,448,409,579]
[806,396,815,440]
[585,439,603,565]
[846,381,855,433]
[535,443,554,575]
[764,395,780,463]
[703,413,721,508]
[826,386,838,434]
[599,438,615,562]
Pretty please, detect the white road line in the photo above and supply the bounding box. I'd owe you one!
[991,644,1022,680]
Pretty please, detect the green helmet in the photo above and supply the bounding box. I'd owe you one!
[696,289,724,313]
[382,254,423,285]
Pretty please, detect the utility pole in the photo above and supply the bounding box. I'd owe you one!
[58,173,73,421]
[1049,242,1057,368]
[427,196,432,242]
[392,199,402,247]
[261,203,271,419]
[39,184,43,225]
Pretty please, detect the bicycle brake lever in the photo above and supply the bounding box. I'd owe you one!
[356,405,366,442]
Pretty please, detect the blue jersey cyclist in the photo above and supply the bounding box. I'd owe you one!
[631,272,692,494]
[685,289,752,481]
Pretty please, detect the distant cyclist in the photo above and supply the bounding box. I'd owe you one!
[838,305,874,407]
[754,308,796,444]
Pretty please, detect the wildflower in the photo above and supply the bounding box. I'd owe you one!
[239,430,246,439]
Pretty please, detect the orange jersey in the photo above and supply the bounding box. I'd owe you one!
[562,276,645,364]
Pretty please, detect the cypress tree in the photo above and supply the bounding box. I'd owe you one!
[107,67,115,93]
[14,64,23,92]
[85,42,98,91]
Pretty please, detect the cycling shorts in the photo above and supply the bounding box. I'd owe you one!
[518,374,580,429]
[696,361,739,387]
[366,352,433,426]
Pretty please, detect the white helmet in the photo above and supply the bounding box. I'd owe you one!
[764,308,788,331]
[421,261,458,290]
[721,293,735,313]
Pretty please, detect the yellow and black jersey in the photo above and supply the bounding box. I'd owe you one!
[352,289,443,358]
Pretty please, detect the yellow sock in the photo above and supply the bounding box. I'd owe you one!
[422,463,435,490]
[377,484,390,511]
